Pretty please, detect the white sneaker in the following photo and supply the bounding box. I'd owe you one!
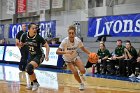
[136,75,140,79]
[32,82,40,91]
[79,83,84,90]
[129,73,135,78]
[26,84,32,90]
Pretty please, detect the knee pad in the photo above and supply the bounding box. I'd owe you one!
[26,64,34,75]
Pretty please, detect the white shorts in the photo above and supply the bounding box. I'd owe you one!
[64,56,80,64]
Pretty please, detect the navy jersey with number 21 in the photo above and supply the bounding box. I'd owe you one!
[21,32,46,55]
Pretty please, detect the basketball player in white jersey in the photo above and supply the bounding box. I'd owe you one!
[56,25,91,90]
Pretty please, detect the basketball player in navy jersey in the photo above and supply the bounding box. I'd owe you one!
[16,23,29,71]
[20,23,50,91]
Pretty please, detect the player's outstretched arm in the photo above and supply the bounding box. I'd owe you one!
[56,48,73,55]
[56,48,66,55]
[44,42,50,61]
[80,46,90,55]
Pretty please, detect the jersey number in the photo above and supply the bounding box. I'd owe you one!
[29,46,34,52]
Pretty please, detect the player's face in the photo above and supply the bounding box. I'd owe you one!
[29,24,37,36]
[126,43,131,49]
[116,41,122,46]
[99,44,104,50]
[22,24,26,31]
[68,29,75,39]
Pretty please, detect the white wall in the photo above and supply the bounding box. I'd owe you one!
[1,0,12,20]
[51,9,88,41]
[90,6,113,17]
[113,3,140,15]
[89,0,140,17]
[117,0,140,5]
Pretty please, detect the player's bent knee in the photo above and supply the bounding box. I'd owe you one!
[80,69,86,74]
[26,64,34,75]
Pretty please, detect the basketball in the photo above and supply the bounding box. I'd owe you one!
[88,53,99,63]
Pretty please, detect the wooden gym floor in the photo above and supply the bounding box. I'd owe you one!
[0,64,139,93]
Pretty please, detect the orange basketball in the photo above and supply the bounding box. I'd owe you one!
[88,53,99,63]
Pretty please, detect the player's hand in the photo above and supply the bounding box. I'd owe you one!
[137,57,140,62]
[16,42,20,48]
[16,42,23,48]
[16,42,20,46]
[45,56,49,61]
[98,59,101,63]
[88,53,92,58]
[112,56,117,60]
[124,48,128,52]
[19,42,24,47]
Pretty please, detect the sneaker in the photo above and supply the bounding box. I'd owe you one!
[129,73,135,78]
[136,75,140,79]
[79,83,84,90]
[32,82,40,91]
[26,84,32,90]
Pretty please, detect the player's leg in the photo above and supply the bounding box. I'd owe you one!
[75,58,86,81]
[19,47,24,71]
[85,61,93,69]
[26,54,44,91]
[26,61,38,91]
[75,57,86,75]
[19,46,29,71]
[27,61,38,80]
[67,62,82,83]
[74,58,85,90]
[67,62,84,90]
[136,62,140,79]
[22,46,29,71]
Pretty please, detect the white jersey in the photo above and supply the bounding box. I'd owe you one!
[59,37,84,62]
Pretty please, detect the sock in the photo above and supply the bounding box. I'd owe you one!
[33,79,38,83]
[31,82,33,85]
[80,73,83,76]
